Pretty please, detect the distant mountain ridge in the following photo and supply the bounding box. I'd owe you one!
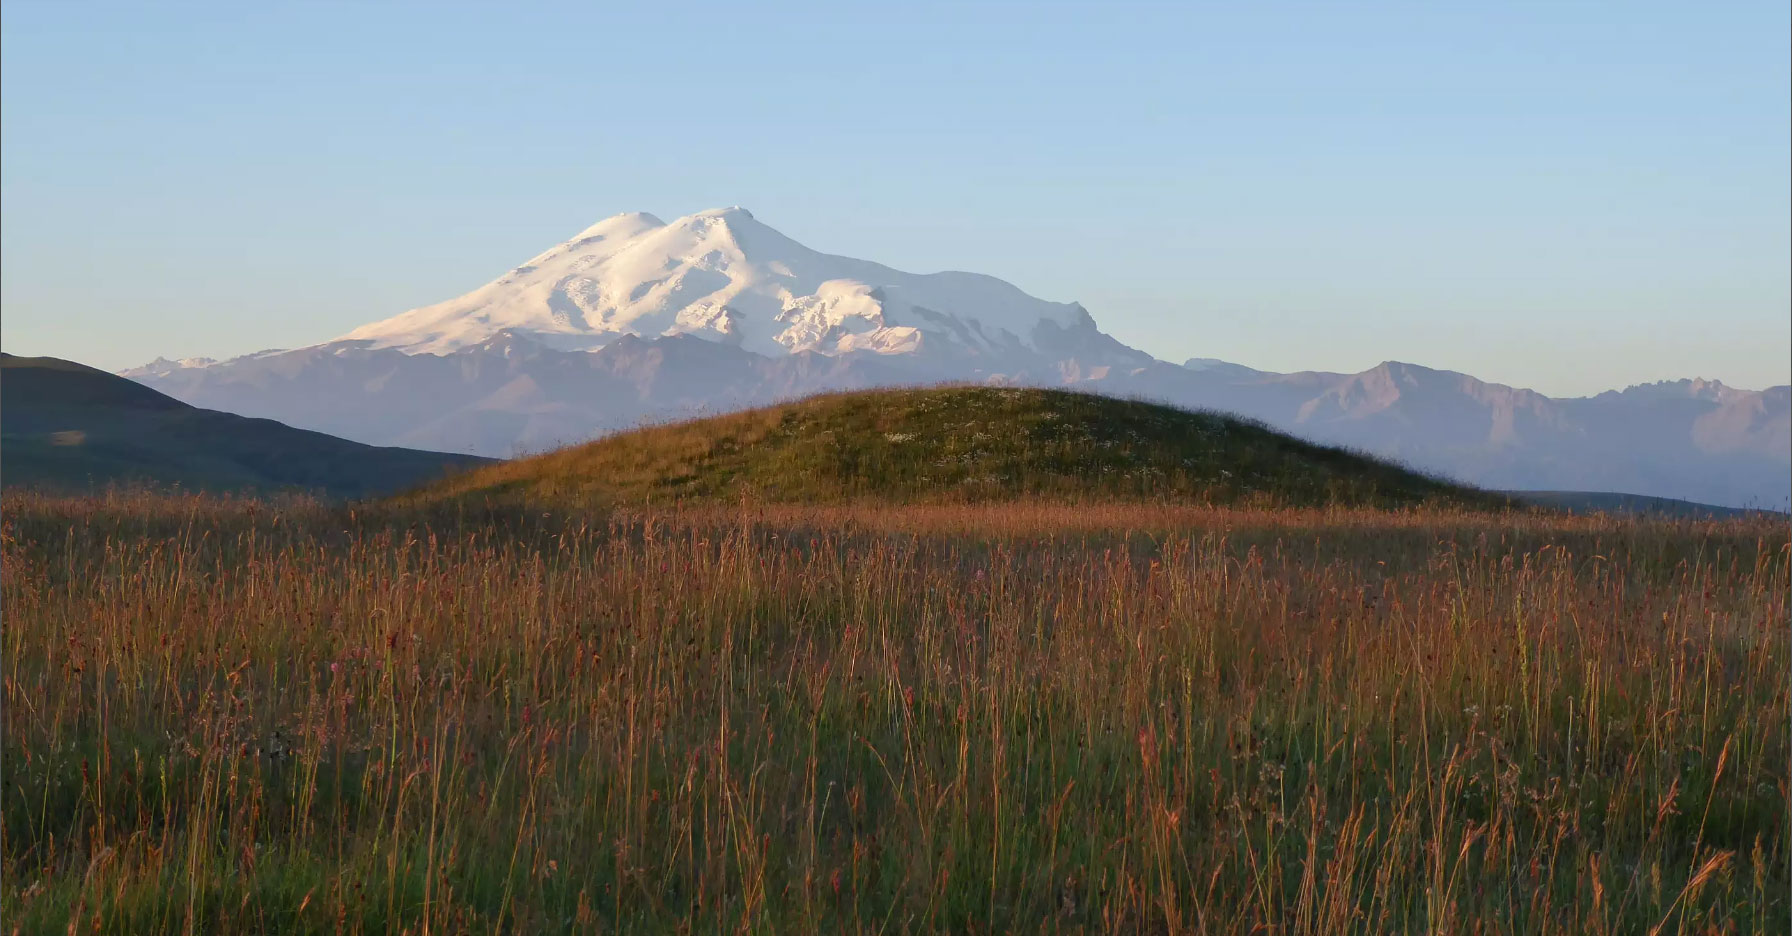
[1151,360,1789,510]
[118,208,1790,509]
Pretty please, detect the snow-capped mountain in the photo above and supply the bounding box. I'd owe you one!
[121,208,1790,508]
[338,207,1128,364]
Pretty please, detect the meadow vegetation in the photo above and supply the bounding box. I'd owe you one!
[3,488,1785,933]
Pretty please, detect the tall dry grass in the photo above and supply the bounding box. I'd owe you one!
[2,490,1786,933]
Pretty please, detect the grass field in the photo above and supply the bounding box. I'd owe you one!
[2,490,1786,933]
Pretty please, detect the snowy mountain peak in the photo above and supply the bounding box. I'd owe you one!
[338,208,1102,359]
[119,356,220,378]
[568,211,665,243]
[1600,377,1742,404]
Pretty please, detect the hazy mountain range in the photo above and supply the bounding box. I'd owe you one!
[121,208,1790,509]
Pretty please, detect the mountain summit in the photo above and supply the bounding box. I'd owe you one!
[340,208,1111,361]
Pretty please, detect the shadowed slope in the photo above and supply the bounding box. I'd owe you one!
[1505,489,1784,519]
[405,386,1504,509]
[1,354,490,498]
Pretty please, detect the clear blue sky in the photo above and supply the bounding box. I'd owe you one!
[3,1,1787,395]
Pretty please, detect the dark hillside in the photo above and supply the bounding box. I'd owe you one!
[1,353,489,498]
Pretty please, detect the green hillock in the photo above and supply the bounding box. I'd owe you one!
[405,386,1504,509]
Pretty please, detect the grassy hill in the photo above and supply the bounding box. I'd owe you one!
[1,353,489,498]
[407,385,1504,509]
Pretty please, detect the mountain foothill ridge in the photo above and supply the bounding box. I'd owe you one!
[115,207,1790,510]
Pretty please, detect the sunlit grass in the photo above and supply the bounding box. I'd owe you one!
[3,489,1786,933]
